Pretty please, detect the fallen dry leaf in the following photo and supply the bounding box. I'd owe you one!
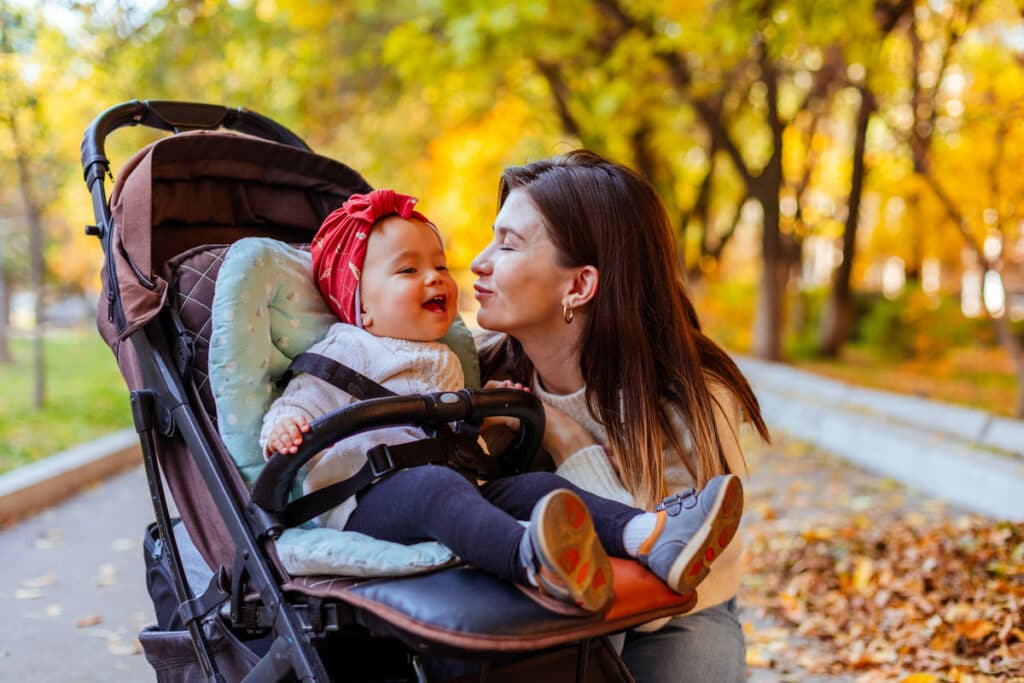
[20,573,57,589]
[110,537,135,552]
[76,614,103,628]
[33,528,65,550]
[95,563,117,588]
[106,638,142,656]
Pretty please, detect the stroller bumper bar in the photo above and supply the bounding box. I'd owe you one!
[251,389,545,514]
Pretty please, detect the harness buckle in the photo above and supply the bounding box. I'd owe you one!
[367,444,396,478]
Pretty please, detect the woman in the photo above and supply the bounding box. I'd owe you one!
[471,150,770,682]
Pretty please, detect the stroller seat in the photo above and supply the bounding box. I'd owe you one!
[84,100,701,682]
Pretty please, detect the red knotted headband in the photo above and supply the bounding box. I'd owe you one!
[311,189,438,326]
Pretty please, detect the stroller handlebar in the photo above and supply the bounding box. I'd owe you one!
[251,388,546,515]
[81,99,310,192]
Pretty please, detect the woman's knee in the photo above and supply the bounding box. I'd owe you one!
[621,600,746,683]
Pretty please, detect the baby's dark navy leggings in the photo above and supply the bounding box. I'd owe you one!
[345,465,642,584]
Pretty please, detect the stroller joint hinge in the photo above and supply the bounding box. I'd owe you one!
[246,503,284,541]
[178,568,230,627]
[296,598,350,636]
[173,330,194,379]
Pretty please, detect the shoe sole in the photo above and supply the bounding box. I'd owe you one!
[664,475,744,595]
[531,489,614,614]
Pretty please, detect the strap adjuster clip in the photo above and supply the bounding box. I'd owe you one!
[367,444,396,478]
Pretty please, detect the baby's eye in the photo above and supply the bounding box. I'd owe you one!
[398,267,416,274]
[436,265,448,271]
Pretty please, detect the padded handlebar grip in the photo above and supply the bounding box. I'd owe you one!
[80,99,309,189]
[251,389,545,513]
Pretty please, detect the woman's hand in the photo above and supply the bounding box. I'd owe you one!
[542,403,598,466]
[265,415,310,456]
[479,380,531,433]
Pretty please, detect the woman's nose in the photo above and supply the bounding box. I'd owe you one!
[470,246,490,275]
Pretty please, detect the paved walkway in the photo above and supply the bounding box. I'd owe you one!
[0,431,980,682]
[0,467,154,681]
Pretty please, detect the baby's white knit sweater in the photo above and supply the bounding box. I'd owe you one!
[533,375,746,617]
[260,323,464,531]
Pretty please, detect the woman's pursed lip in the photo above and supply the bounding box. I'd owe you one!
[473,284,492,297]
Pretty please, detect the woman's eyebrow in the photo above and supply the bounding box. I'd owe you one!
[493,225,524,240]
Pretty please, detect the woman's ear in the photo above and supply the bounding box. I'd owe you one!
[565,265,599,308]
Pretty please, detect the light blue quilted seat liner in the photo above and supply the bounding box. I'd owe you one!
[209,237,478,576]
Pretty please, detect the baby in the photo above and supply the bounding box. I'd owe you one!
[261,189,743,613]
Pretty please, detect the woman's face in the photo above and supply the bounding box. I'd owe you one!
[471,189,577,337]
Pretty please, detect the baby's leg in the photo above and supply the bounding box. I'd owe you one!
[480,472,644,557]
[347,466,615,612]
[345,465,528,583]
[482,472,744,597]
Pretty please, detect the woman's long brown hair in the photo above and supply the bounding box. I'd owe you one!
[479,150,770,510]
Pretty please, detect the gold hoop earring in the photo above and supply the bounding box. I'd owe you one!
[563,304,574,324]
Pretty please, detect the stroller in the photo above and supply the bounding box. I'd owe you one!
[82,100,699,682]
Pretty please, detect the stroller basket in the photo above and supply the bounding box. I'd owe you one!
[82,100,697,682]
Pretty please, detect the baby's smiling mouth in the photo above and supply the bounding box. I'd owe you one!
[423,295,447,313]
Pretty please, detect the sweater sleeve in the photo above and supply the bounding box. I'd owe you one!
[555,445,636,506]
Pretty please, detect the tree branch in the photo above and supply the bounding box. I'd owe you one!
[592,0,758,190]
[533,58,584,141]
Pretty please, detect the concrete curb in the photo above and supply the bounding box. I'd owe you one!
[0,428,141,525]
[737,356,1024,521]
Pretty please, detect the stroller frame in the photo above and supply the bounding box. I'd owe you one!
[82,100,691,683]
[84,101,349,682]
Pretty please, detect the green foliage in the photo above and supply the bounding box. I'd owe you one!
[0,331,131,474]
[784,288,828,360]
[853,288,995,361]
[691,279,758,353]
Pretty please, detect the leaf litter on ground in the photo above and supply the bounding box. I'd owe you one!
[740,434,1024,681]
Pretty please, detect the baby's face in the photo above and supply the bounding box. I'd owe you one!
[358,215,458,341]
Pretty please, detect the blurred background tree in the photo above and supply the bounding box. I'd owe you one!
[1,0,1022,417]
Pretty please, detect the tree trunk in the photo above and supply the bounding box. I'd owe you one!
[0,226,10,364]
[751,42,786,362]
[752,189,786,360]
[819,86,874,357]
[990,291,1024,418]
[8,112,45,407]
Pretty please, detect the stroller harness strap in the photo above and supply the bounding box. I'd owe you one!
[278,352,394,400]
[283,440,449,527]
[277,351,478,528]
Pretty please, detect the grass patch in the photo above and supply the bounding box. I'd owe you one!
[0,330,132,474]
[793,344,1020,418]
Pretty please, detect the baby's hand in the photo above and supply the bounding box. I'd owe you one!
[484,379,531,393]
[481,380,531,433]
[265,415,311,456]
